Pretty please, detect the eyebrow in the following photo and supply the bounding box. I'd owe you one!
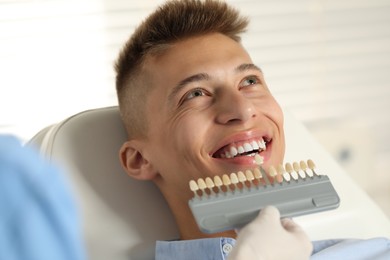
[168,63,262,103]
[235,63,263,73]
[168,73,210,103]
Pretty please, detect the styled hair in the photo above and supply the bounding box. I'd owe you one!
[115,0,249,138]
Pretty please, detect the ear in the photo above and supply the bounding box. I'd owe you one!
[119,140,157,180]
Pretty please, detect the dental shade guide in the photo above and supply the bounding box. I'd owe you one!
[188,159,340,233]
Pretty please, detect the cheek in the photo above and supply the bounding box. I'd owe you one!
[272,102,286,162]
[171,115,209,149]
[257,95,284,130]
[261,97,286,160]
[268,97,284,127]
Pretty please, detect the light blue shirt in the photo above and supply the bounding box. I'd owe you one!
[156,236,390,259]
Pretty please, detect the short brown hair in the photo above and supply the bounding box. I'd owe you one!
[115,0,249,138]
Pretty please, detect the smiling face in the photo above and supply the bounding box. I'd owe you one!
[120,33,285,238]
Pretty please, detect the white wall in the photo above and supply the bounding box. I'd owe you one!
[1,0,389,216]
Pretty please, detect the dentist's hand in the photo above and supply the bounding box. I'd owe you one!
[228,206,312,260]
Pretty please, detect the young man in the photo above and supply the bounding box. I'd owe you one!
[115,0,390,259]
[116,0,285,239]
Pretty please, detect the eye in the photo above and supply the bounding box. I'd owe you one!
[183,88,207,100]
[240,76,260,88]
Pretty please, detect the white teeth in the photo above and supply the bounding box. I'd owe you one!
[216,138,268,158]
[258,139,266,150]
[225,151,232,158]
[230,147,238,157]
[243,143,252,152]
[251,140,259,150]
[237,145,245,154]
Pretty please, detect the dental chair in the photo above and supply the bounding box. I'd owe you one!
[27,106,390,260]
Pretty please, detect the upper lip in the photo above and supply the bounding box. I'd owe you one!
[210,130,271,158]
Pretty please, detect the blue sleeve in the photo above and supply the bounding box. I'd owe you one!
[0,135,86,260]
[312,238,390,259]
[156,237,235,260]
[155,235,390,260]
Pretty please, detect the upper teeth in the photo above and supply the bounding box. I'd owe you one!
[220,139,267,158]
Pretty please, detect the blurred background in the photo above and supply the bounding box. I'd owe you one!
[0,0,389,217]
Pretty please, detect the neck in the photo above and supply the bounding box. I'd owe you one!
[161,187,237,240]
[153,176,237,240]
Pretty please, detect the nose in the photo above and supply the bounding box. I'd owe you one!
[215,90,257,125]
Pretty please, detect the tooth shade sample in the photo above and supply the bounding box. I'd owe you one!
[254,154,263,165]
[222,174,231,186]
[307,159,320,176]
[205,177,214,189]
[230,173,239,184]
[285,162,293,173]
[237,171,246,183]
[293,162,300,172]
[269,166,277,177]
[245,170,255,181]
[277,164,290,182]
[285,162,298,180]
[189,180,199,192]
[300,160,307,170]
[307,159,316,169]
[300,160,313,177]
[213,176,223,188]
[188,159,340,233]
[276,164,285,175]
[253,168,262,179]
[293,162,305,178]
[189,160,323,201]
[283,172,291,182]
[197,178,207,190]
